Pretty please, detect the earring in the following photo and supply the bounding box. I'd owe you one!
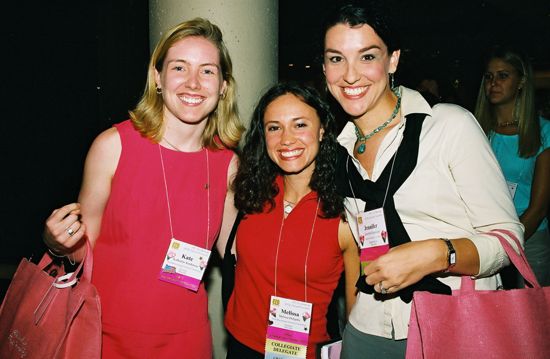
[156,87,162,95]
[389,72,395,90]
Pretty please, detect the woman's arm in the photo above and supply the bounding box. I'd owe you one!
[520,148,550,239]
[44,127,121,261]
[363,237,480,294]
[338,220,360,317]
[216,154,239,258]
[364,105,522,293]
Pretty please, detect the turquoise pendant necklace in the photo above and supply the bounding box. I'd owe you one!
[354,87,402,154]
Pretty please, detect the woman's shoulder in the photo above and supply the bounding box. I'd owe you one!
[431,102,475,120]
[92,125,121,149]
[540,116,550,134]
[208,145,236,166]
[85,126,122,171]
[540,117,550,149]
[421,103,489,153]
[427,103,481,133]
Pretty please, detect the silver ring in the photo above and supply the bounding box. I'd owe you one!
[379,282,387,295]
[66,227,75,236]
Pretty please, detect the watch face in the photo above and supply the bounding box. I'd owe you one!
[450,252,457,265]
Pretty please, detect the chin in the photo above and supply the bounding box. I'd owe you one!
[281,168,302,175]
[341,106,367,118]
[280,166,307,175]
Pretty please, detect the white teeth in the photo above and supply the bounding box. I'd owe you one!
[180,95,204,104]
[343,87,367,96]
[281,149,303,158]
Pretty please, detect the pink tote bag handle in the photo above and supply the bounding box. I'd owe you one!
[460,229,539,293]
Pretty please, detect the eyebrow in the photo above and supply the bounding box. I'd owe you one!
[485,69,512,74]
[325,45,382,54]
[167,59,221,68]
[264,117,308,125]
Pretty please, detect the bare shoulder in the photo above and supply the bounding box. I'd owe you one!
[84,127,121,176]
[338,219,356,250]
[91,127,121,151]
[88,127,121,158]
[228,152,239,172]
[226,152,239,185]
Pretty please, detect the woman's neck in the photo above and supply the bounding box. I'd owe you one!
[493,101,516,125]
[162,116,207,152]
[354,88,401,134]
[283,172,312,205]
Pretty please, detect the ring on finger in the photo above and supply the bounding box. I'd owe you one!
[379,282,388,295]
[66,227,75,236]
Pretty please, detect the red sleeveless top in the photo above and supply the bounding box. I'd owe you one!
[92,120,233,335]
[225,176,344,359]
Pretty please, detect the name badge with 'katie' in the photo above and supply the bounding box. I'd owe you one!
[357,208,389,270]
[159,238,211,292]
[265,296,312,359]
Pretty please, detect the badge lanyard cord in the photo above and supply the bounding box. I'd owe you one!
[273,198,320,303]
[159,145,211,248]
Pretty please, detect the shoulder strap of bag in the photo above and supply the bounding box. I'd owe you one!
[222,211,244,312]
[490,229,539,287]
[224,211,244,258]
[40,240,94,289]
[461,230,539,293]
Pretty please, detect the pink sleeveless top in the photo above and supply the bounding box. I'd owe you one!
[92,120,233,335]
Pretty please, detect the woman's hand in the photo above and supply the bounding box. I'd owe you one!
[363,239,447,294]
[364,237,481,294]
[44,203,86,255]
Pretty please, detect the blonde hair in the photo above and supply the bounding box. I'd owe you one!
[474,47,540,157]
[129,18,243,149]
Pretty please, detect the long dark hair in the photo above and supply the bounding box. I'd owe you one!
[234,82,343,218]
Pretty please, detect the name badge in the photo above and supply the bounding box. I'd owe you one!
[357,208,389,270]
[158,238,211,292]
[265,296,312,359]
[507,181,518,199]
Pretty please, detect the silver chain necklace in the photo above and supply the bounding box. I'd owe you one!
[162,136,184,152]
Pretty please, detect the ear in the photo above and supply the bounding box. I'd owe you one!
[319,127,325,142]
[220,80,228,97]
[154,68,161,90]
[389,50,401,74]
[518,76,526,90]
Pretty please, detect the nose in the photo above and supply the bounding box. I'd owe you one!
[281,128,296,146]
[343,62,359,85]
[185,69,201,90]
[486,75,499,87]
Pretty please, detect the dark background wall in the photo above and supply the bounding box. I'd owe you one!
[1,1,149,295]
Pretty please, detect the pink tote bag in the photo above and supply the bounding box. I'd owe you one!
[406,230,550,359]
[0,240,101,358]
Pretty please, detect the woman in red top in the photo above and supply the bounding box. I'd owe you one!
[225,82,360,359]
[43,18,243,358]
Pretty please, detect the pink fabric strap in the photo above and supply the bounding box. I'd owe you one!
[40,240,94,283]
[460,230,538,294]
